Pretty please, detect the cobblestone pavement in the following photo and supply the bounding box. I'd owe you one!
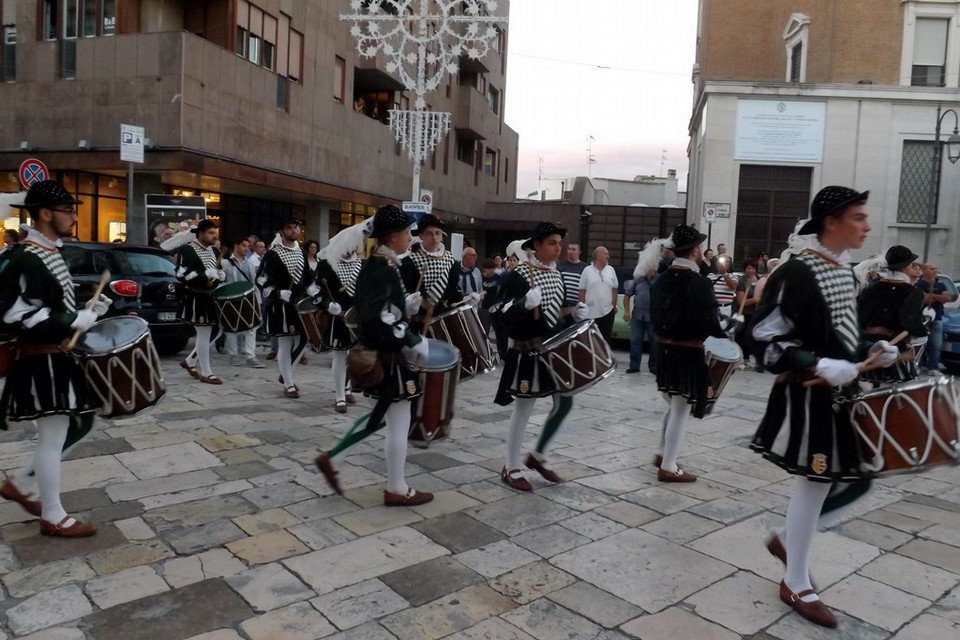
[1,343,959,639]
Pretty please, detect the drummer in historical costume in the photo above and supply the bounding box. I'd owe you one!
[856,244,926,383]
[749,186,898,628]
[494,222,590,491]
[0,180,112,537]
[315,205,434,506]
[315,219,371,413]
[176,219,226,385]
[257,217,314,399]
[401,214,462,329]
[647,224,728,484]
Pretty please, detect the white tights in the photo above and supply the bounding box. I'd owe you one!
[384,402,412,494]
[660,395,690,473]
[332,350,348,403]
[783,477,831,600]
[187,326,215,377]
[505,397,537,471]
[277,336,296,389]
[31,415,70,524]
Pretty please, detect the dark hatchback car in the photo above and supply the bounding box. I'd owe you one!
[61,242,193,356]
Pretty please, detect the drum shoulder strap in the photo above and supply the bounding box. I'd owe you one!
[227,257,251,282]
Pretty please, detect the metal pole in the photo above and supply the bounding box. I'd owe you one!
[707,222,713,251]
[126,161,135,243]
[924,105,943,262]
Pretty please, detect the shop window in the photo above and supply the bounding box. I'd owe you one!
[334,56,345,103]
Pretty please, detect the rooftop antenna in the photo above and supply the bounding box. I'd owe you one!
[538,156,544,197]
[587,135,597,179]
[660,149,667,177]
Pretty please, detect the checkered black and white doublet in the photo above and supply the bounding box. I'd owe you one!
[335,259,362,297]
[261,244,306,336]
[796,251,859,355]
[0,241,96,424]
[410,250,454,305]
[28,244,76,312]
[750,250,867,482]
[515,263,565,329]
[178,242,220,326]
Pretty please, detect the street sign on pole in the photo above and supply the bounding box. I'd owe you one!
[120,124,145,164]
[419,188,433,214]
[18,158,49,188]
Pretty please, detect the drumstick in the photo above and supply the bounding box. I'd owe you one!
[803,330,910,387]
[737,280,750,316]
[65,270,110,351]
[320,277,336,303]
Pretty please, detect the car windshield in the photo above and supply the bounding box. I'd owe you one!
[61,245,175,277]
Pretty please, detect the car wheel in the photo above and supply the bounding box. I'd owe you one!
[153,335,190,356]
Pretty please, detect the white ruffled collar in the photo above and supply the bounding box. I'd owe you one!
[23,226,61,249]
[881,271,911,283]
[527,254,556,270]
[808,237,851,265]
[420,243,446,258]
[671,257,699,270]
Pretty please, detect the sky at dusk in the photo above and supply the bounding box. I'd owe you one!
[503,0,699,198]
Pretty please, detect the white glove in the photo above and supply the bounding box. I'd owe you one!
[306,283,321,298]
[815,358,859,387]
[92,294,112,317]
[869,340,899,367]
[405,292,422,316]
[217,269,226,282]
[381,310,398,325]
[279,290,292,302]
[70,309,98,332]
[326,301,342,316]
[923,307,936,321]
[204,267,219,281]
[724,313,745,339]
[463,292,482,305]
[573,302,590,321]
[403,338,429,363]
[524,286,542,310]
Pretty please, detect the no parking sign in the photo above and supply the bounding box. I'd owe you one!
[18,158,49,189]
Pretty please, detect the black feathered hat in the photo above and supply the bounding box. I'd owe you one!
[413,213,446,236]
[521,222,567,250]
[370,204,415,238]
[11,180,83,210]
[884,244,918,271]
[798,186,870,235]
[667,224,707,253]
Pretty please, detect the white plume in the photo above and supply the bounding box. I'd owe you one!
[160,229,195,252]
[853,254,886,286]
[320,218,373,266]
[0,191,26,219]
[778,220,812,263]
[636,237,670,279]
[506,239,530,262]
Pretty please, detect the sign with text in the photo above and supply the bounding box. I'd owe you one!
[120,123,145,163]
[735,100,826,163]
[145,194,206,246]
[703,202,731,222]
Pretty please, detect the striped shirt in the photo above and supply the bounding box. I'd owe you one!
[708,273,738,307]
[556,260,587,306]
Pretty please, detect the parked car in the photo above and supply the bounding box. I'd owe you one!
[931,275,960,372]
[61,242,193,356]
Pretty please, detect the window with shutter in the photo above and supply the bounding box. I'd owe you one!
[289,30,302,81]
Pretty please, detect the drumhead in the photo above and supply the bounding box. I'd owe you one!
[75,316,150,355]
[420,338,461,371]
[431,302,475,323]
[855,376,955,401]
[213,281,255,300]
[541,319,593,350]
[296,297,320,313]
[704,336,742,362]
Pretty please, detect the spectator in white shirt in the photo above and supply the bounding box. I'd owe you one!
[578,246,619,344]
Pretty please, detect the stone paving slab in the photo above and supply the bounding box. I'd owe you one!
[1,348,959,639]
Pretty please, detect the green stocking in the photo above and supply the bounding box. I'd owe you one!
[535,395,572,455]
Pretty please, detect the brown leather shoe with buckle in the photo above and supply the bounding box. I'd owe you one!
[334,401,347,414]
[40,515,97,538]
[179,360,200,380]
[524,454,563,483]
[657,468,697,482]
[315,452,342,495]
[500,467,533,492]
[779,581,837,628]
[1,477,41,517]
[345,393,357,404]
[284,386,300,399]
[384,488,434,506]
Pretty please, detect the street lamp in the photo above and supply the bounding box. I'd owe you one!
[924,104,960,261]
